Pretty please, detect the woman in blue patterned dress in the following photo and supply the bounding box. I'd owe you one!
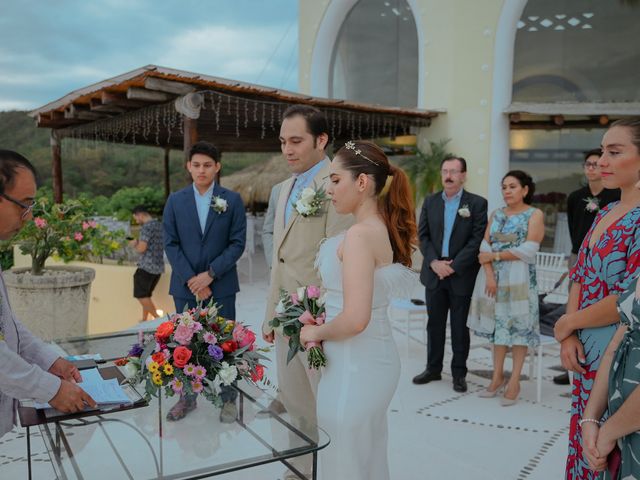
[552,118,640,479]
[581,276,640,479]
[474,170,544,406]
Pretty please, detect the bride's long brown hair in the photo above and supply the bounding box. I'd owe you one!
[334,140,417,267]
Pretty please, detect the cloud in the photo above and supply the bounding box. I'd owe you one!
[156,24,297,84]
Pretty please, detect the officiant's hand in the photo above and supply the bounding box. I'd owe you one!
[583,423,607,472]
[188,272,213,294]
[48,357,82,383]
[554,314,574,342]
[49,380,97,413]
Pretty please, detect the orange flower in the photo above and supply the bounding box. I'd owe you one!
[114,357,128,366]
[151,352,166,366]
[173,346,192,368]
[155,321,174,340]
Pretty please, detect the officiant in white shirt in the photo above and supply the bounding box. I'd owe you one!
[0,150,95,438]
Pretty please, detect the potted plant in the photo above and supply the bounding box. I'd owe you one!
[399,138,452,202]
[4,195,124,340]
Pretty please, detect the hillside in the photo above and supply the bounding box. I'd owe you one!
[0,111,268,197]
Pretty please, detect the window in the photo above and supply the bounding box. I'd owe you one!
[330,0,419,107]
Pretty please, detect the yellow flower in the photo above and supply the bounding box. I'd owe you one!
[163,363,174,375]
[152,372,163,385]
[148,361,159,373]
[110,241,120,250]
[224,321,234,333]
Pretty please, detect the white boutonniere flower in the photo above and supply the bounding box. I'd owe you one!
[211,195,228,214]
[458,204,471,218]
[584,197,599,213]
[293,184,328,217]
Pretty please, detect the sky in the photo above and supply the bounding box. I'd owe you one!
[0,0,299,111]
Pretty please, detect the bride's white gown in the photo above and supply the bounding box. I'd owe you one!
[315,234,416,480]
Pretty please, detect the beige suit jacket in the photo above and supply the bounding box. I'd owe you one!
[263,158,353,333]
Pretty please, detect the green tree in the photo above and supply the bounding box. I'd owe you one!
[399,138,452,199]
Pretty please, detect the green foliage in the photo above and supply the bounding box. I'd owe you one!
[107,187,166,220]
[399,138,452,198]
[10,194,125,275]
[0,241,13,271]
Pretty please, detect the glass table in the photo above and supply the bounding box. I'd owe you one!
[19,332,329,479]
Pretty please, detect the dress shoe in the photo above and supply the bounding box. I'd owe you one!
[452,377,467,393]
[412,369,442,385]
[166,396,197,421]
[478,380,507,398]
[500,396,518,407]
[553,372,570,385]
[219,401,238,424]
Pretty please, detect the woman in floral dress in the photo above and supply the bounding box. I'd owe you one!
[473,170,544,405]
[553,118,640,479]
[582,276,640,479]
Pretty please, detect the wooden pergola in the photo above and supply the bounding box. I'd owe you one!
[29,65,439,202]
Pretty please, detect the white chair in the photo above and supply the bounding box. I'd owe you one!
[239,214,255,283]
[389,296,428,353]
[527,252,568,402]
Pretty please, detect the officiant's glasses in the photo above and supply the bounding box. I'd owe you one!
[0,192,35,219]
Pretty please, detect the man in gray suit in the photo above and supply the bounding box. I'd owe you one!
[0,150,95,438]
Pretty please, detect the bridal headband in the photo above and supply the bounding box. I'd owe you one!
[344,141,378,166]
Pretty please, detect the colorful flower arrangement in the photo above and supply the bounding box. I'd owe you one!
[117,299,269,406]
[270,286,327,369]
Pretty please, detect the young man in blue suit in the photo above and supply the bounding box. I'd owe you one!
[163,141,247,422]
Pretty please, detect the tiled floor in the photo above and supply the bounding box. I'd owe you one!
[0,247,573,479]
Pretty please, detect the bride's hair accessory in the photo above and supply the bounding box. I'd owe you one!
[344,141,378,166]
[379,175,394,197]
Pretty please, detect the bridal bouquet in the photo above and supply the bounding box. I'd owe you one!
[270,286,327,369]
[116,298,269,406]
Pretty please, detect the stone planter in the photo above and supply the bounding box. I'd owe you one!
[4,266,96,341]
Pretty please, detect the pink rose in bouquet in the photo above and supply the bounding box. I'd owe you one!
[270,286,327,369]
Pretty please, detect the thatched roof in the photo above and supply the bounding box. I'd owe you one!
[221,155,290,206]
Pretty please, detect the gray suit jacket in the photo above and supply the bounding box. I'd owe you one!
[0,270,61,437]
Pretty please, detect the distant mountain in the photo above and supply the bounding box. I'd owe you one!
[0,111,267,198]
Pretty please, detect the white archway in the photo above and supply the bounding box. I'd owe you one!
[310,0,425,108]
[487,0,528,211]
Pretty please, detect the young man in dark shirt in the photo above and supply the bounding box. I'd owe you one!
[554,148,620,385]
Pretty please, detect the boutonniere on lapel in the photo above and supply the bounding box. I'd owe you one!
[293,184,328,217]
[211,195,228,214]
[457,203,471,218]
[584,196,600,213]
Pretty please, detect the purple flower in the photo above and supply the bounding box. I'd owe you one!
[208,344,224,361]
[128,343,144,357]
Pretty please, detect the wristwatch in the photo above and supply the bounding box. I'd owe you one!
[494,252,500,262]
[207,266,216,279]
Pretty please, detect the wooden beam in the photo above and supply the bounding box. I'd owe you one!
[127,87,174,102]
[51,131,63,203]
[89,97,127,113]
[64,104,106,120]
[101,91,149,108]
[183,116,198,162]
[164,147,171,200]
[144,77,196,95]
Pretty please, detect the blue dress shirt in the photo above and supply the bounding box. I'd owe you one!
[193,182,215,234]
[441,189,463,257]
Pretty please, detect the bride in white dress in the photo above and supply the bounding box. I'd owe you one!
[301,140,418,480]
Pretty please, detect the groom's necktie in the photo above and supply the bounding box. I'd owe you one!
[284,175,303,226]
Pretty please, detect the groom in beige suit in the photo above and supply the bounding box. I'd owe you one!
[262,105,352,478]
